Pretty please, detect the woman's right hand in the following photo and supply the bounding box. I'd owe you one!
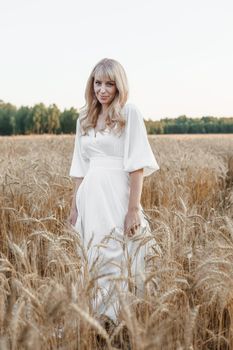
[68,207,78,226]
[69,177,83,226]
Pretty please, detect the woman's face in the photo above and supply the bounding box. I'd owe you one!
[93,76,117,107]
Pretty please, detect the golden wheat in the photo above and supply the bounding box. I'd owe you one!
[0,134,233,349]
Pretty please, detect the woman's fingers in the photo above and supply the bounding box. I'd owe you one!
[68,209,78,226]
[125,223,141,237]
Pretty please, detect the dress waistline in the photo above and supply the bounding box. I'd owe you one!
[89,156,124,170]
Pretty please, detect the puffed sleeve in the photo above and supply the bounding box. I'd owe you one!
[123,104,160,177]
[69,118,89,177]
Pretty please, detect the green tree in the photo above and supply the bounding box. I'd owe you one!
[15,106,32,134]
[47,104,61,133]
[175,115,189,133]
[201,116,220,133]
[60,107,78,133]
[163,119,177,134]
[0,101,17,135]
[145,119,164,134]
[219,118,233,133]
[31,103,48,134]
[188,118,205,133]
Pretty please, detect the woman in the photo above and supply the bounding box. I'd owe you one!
[68,58,160,323]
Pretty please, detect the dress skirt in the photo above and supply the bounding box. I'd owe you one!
[74,156,153,320]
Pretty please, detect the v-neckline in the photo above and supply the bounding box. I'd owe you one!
[93,125,109,138]
[93,119,117,137]
[93,128,103,138]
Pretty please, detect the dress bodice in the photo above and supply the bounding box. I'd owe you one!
[69,103,160,178]
[80,126,126,161]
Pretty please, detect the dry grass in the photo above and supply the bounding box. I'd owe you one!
[0,134,233,349]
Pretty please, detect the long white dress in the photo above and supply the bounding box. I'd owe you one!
[69,103,160,320]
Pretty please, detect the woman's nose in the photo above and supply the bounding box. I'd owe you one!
[100,85,106,92]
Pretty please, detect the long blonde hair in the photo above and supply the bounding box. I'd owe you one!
[79,58,129,136]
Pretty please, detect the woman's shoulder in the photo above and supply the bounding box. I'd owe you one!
[122,102,140,116]
[121,103,142,121]
[122,102,138,113]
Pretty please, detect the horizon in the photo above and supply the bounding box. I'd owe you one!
[1,98,233,121]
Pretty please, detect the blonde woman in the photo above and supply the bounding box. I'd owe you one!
[68,58,160,325]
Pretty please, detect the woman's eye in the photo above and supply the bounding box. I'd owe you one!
[95,81,114,86]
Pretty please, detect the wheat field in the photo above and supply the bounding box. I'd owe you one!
[0,134,233,350]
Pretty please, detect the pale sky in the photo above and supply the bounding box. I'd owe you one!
[0,0,233,120]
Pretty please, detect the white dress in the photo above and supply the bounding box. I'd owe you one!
[69,103,160,320]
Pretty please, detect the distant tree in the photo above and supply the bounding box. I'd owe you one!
[219,118,233,133]
[145,119,164,134]
[47,104,60,133]
[31,103,48,133]
[163,120,177,134]
[15,106,32,134]
[201,116,220,133]
[60,107,78,133]
[0,101,17,135]
[175,115,189,133]
[188,118,205,133]
[145,119,155,134]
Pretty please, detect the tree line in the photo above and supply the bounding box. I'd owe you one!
[0,100,77,135]
[146,115,233,134]
[0,100,233,135]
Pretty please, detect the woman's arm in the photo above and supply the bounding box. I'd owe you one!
[68,177,84,225]
[124,168,143,236]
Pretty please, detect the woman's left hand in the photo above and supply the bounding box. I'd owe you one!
[124,208,141,237]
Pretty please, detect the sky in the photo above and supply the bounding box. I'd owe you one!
[0,0,233,120]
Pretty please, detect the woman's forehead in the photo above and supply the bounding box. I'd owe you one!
[94,75,115,82]
[94,68,115,81]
